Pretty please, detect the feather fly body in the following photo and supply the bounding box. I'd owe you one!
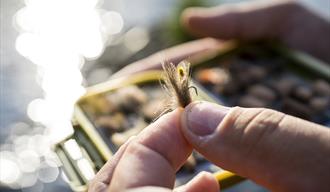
[161,61,194,110]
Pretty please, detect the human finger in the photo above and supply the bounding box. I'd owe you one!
[181,101,330,192]
[181,0,300,40]
[125,171,219,192]
[174,171,219,192]
[108,109,193,191]
[181,1,330,63]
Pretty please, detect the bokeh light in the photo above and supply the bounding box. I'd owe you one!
[17,150,40,173]
[0,151,22,185]
[1,0,125,189]
[124,27,150,53]
[37,160,59,183]
[102,11,124,35]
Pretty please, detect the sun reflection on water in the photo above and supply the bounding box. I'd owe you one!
[1,0,124,189]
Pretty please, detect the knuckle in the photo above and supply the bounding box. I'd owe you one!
[220,106,285,155]
[241,108,285,157]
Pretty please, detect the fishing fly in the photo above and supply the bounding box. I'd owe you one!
[158,61,197,117]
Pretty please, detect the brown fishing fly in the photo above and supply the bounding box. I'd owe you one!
[158,61,197,117]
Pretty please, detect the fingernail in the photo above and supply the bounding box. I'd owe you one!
[185,102,229,136]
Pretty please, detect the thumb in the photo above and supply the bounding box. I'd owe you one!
[181,101,330,192]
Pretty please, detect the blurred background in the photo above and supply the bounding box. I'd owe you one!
[0,0,329,191]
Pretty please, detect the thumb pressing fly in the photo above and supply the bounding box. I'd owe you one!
[158,61,197,117]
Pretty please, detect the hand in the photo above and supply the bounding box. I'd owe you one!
[91,1,330,191]
[89,101,330,192]
[88,109,219,192]
[114,0,330,78]
[181,0,330,63]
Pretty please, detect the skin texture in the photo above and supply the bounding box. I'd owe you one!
[89,1,330,191]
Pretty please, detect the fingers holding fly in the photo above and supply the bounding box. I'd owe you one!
[181,0,300,40]
[108,109,193,191]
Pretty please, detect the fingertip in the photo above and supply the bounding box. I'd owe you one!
[180,101,198,137]
[181,6,240,39]
[181,101,229,139]
[181,1,295,40]
[181,7,213,38]
[128,186,172,192]
[128,108,192,171]
[176,171,219,192]
[181,7,204,34]
[195,171,220,191]
[108,109,194,190]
